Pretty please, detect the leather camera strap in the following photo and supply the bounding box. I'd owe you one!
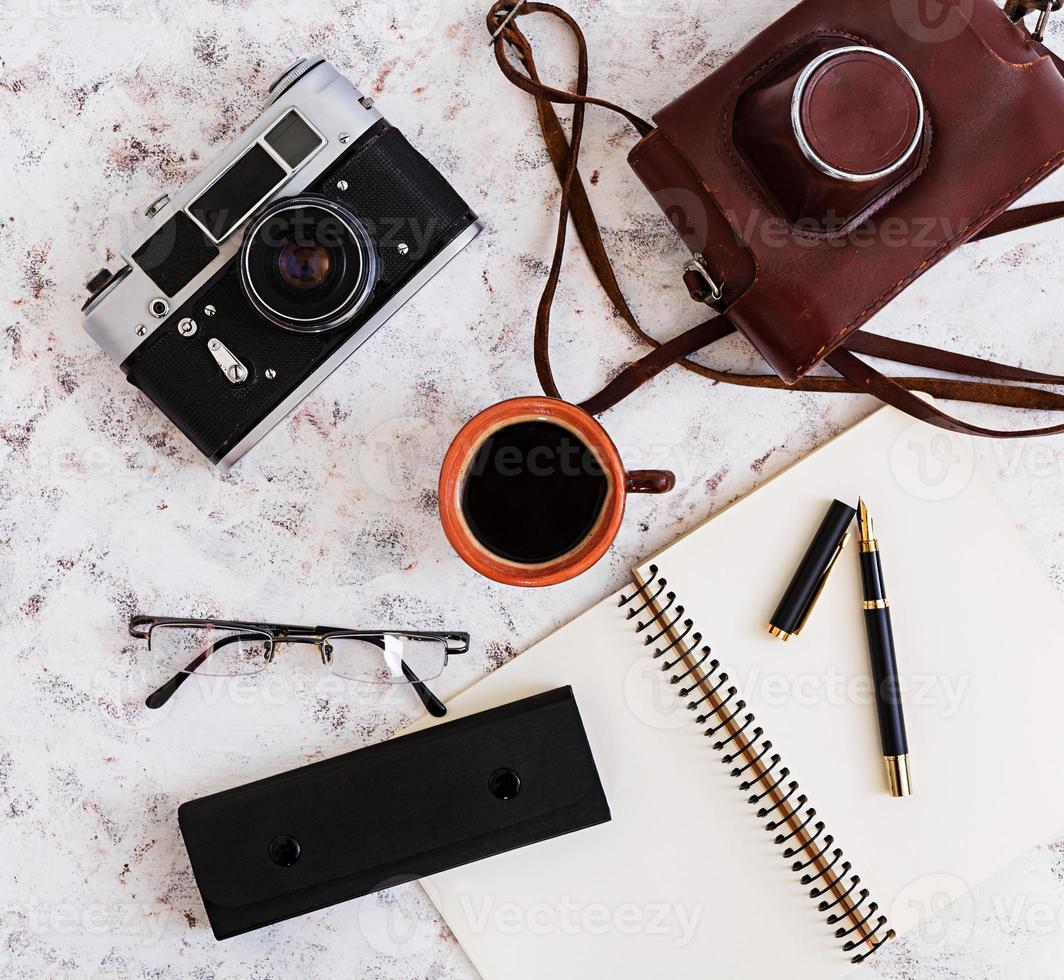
[976,200,1064,240]
[488,1,1064,437]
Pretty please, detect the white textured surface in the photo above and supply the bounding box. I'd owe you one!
[2,1,1064,977]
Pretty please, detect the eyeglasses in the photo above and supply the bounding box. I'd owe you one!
[129,616,470,717]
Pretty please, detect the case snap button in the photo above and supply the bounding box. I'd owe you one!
[488,768,522,800]
[268,835,302,866]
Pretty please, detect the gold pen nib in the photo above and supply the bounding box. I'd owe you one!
[857,497,873,544]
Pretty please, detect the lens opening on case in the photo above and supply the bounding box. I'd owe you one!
[240,195,379,332]
[790,46,925,184]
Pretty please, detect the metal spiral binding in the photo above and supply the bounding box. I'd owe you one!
[619,565,896,964]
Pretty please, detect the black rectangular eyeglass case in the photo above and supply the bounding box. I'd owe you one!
[178,686,611,939]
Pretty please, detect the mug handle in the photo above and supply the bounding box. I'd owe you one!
[626,470,676,494]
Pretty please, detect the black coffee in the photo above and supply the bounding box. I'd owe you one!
[461,420,611,564]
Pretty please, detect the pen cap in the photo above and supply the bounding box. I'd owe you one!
[768,499,856,641]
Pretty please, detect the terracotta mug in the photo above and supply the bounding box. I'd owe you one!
[438,397,675,587]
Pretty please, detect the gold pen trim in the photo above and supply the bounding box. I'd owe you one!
[884,754,912,798]
[794,530,850,636]
[862,598,889,610]
[769,532,851,641]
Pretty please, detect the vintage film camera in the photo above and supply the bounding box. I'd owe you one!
[83,58,482,467]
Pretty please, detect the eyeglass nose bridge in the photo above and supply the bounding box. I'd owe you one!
[270,632,333,666]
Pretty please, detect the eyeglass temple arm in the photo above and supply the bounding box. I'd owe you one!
[408,633,467,716]
[400,660,448,717]
[319,630,470,718]
[145,669,192,710]
[144,636,246,710]
[396,633,469,717]
[319,629,458,718]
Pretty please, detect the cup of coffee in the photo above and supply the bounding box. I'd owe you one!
[438,397,675,587]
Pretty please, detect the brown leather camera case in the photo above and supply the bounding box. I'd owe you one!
[628,0,1064,383]
[488,0,1064,437]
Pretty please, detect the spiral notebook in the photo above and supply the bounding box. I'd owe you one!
[407,406,1064,978]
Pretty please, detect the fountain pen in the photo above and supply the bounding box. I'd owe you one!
[857,499,912,798]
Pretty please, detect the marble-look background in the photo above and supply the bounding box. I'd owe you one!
[3,0,1064,976]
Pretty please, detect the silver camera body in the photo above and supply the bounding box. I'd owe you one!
[82,57,483,468]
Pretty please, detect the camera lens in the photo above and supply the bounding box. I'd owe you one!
[276,242,333,291]
[240,196,379,332]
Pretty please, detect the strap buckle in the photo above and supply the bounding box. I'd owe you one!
[489,0,527,44]
[1006,0,1061,42]
[683,253,725,304]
